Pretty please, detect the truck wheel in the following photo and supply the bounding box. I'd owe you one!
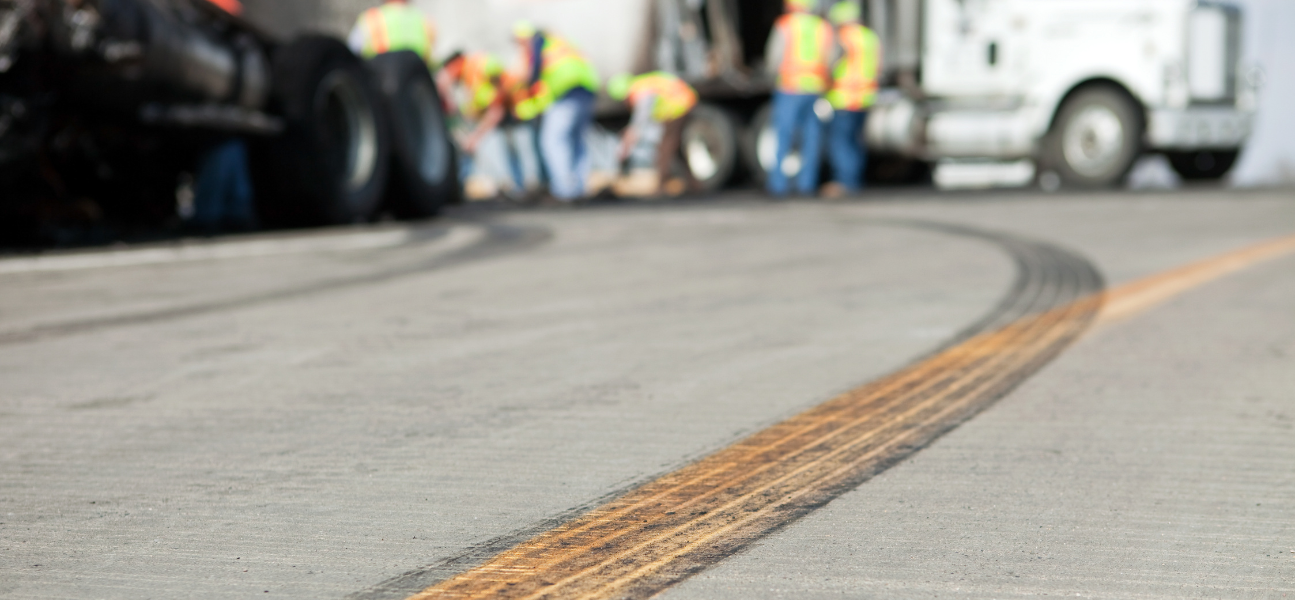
[1165,150,1239,181]
[1043,85,1143,188]
[366,51,460,218]
[682,104,738,192]
[260,36,390,225]
[740,103,776,185]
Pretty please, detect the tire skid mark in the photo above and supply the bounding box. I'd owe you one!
[349,220,1105,600]
[0,220,551,346]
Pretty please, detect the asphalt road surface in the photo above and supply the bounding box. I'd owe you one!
[1,188,1293,600]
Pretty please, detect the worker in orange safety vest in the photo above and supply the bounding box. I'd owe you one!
[347,0,438,67]
[822,1,881,197]
[763,0,836,196]
[608,71,701,196]
[438,52,508,154]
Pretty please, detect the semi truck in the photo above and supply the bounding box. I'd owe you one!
[421,0,1255,190]
[0,0,458,244]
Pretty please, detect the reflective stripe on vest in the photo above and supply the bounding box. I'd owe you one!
[515,34,600,120]
[827,24,881,111]
[358,4,434,63]
[627,72,698,122]
[776,13,833,94]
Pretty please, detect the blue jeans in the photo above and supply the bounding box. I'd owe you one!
[539,91,595,200]
[767,92,824,196]
[829,109,868,192]
[193,139,254,228]
[505,123,545,191]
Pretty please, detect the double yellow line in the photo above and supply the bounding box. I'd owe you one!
[408,233,1295,600]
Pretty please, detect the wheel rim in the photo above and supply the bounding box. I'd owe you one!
[403,78,451,184]
[317,71,379,194]
[684,120,724,182]
[1062,105,1126,178]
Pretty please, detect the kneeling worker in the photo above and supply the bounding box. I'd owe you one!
[823,1,881,197]
[608,71,700,196]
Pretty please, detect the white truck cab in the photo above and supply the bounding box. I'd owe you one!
[871,0,1256,185]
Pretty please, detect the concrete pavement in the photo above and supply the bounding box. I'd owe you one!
[0,188,1292,599]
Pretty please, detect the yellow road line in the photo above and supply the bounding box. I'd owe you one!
[1099,235,1295,323]
[408,233,1295,600]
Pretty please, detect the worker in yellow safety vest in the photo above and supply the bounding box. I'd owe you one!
[608,71,701,196]
[347,0,437,66]
[763,0,835,196]
[823,1,881,197]
[511,21,601,201]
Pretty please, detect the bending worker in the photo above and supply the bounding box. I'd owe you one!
[764,0,835,197]
[512,22,601,202]
[823,1,881,197]
[607,71,700,196]
[348,0,437,65]
[438,52,507,155]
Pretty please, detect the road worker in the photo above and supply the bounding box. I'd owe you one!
[438,51,543,198]
[347,0,437,66]
[438,52,507,155]
[822,1,881,197]
[764,0,835,197]
[608,71,701,196]
[511,21,601,202]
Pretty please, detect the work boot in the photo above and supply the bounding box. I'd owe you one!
[820,182,848,200]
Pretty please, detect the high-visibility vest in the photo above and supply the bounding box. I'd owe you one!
[626,72,698,122]
[827,24,881,111]
[355,2,436,64]
[209,0,242,15]
[514,34,601,121]
[774,13,833,95]
[452,53,505,118]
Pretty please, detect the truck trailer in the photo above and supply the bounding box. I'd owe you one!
[421,0,1255,190]
[0,0,458,244]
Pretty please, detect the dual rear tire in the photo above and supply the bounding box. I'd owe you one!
[256,39,456,226]
[367,51,460,217]
[256,36,390,225]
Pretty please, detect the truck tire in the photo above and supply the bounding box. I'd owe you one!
[1042,85,1143,188]
[366,51,460,218]
[682,104,739,192]
[259,36,390,225]
[1165,150,1239,181]
[740,103,776,185]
